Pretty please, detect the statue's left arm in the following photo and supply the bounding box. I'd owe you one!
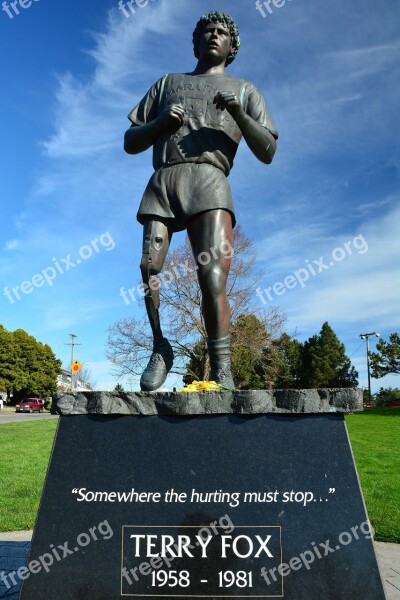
[213,90,277,165]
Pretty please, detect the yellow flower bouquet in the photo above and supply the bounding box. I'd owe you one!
[177,380,228,392]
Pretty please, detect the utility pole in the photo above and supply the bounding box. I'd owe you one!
[359,332,380,405]
[65,334,82,392]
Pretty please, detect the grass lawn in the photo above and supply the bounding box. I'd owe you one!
[345,406,400,543]
[0,419,58,531]
[0,410,399,544]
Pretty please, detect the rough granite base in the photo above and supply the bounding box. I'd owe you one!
[53,388,363,416]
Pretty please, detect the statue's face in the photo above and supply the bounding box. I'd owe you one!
[198,21,232,65]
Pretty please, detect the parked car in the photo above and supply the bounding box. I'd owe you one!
[15,398,44,413]
[384,400,400,406]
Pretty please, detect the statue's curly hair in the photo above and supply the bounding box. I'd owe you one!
[192,11,240,66]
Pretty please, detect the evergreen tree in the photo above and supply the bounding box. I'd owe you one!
[299,322,358,388]
[182,339,209,385]
[183,314,291,390]
[374,387,400,406]
[0,325,61,401]
[230,314,270,389]
[0,326,19,399]
[270,333,304,389]
[369,332,400,377]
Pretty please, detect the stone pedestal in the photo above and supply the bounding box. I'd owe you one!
[53,387,363,416]
[20,389,386,599]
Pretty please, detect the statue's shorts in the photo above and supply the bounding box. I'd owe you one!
[136,163,236,232]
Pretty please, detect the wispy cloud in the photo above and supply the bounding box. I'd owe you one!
[4,240,19,251]
[254,205,400,331]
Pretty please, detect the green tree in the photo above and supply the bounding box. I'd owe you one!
[374,387,400,406]
[183,312,287,389]
[231,314,269,389]
[267,333,304,389]
[0,325,61,401]
[370,332,400,378]
[0,325,19,400]
[182,339,209,385]
[299,322,358,388]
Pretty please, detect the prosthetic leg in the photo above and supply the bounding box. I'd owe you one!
[139,220,174,391]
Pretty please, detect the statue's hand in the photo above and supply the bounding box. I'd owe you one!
[157,105,185,132]
[213,91,243,119]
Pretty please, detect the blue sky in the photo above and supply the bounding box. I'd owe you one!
[1,0,399,392]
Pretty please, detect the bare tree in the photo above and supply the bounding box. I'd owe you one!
[77,366,97,391]
[106,226,287,383]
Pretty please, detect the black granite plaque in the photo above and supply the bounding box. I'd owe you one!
[20,413,386,599]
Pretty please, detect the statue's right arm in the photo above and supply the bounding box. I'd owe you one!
[124,105,185,155]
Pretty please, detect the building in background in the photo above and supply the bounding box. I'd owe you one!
[57,369,93,393]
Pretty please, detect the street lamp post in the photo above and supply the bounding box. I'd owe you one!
[359,332,380,404]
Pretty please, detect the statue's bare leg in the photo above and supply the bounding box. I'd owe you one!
[187,209,235,388]
[139,219,174,391]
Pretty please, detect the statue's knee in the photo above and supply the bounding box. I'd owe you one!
[140,225,167,280]
[140,255,147,280]
[140,254,161,282]
[201,264,226,296]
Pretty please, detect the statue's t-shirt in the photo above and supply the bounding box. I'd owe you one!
[128,72,278,177]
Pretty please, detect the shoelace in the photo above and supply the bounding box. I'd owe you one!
[145,353,165,372]
[215,368,230,381]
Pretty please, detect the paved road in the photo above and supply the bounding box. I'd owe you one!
[0,412,58,425]
[375,542,400,600]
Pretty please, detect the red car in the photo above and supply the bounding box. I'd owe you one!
[15,398,45,413]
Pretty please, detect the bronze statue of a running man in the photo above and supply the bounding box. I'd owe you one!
[124,11,278,391]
